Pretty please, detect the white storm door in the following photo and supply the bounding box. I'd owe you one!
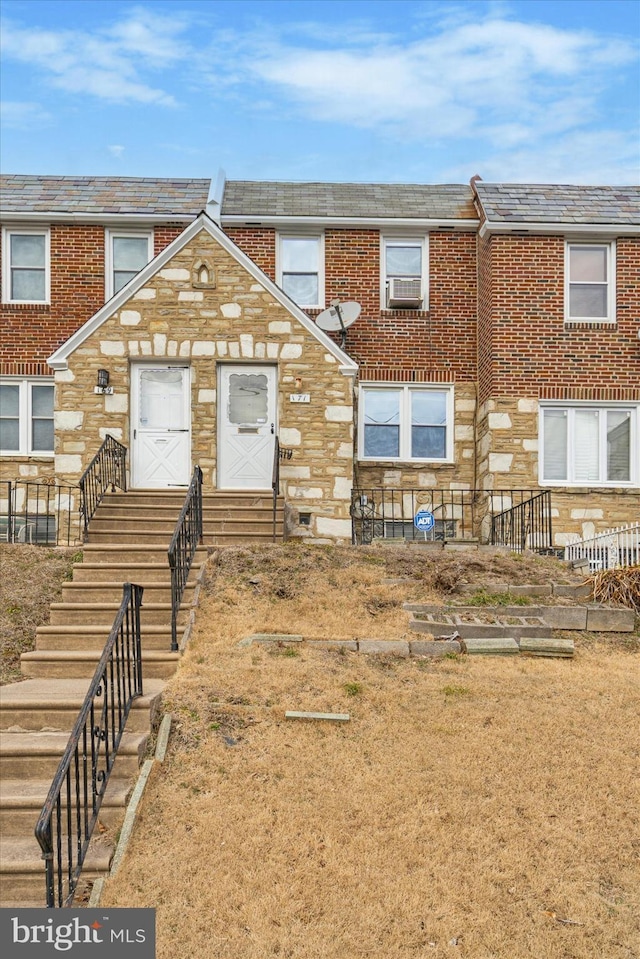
[218,365,277,489]
[131,365,191,488]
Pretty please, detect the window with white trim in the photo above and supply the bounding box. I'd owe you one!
[359,385,453,462]
[277,235,323,308]
[540,404,637,486]
[2,228,50,303]
[105,230,153,298]
[382,236,427,309]
[565,241,615,322]
[0,379,54,455]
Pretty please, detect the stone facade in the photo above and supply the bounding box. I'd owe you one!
[52,221,356,543]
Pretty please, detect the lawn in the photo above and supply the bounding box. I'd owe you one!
[97,545,640,959]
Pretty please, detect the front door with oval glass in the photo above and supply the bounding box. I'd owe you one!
[218,365,277,489]
[131,364,191,488]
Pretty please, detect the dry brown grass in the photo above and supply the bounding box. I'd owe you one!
[0,543,81,684]
[99,545,640,959]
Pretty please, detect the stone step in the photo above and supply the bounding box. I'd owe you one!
[89,515,280,534]
[35,624,173,652]
[20,649,180,680]
[0,776,132,834]
[87,525,282,544]
[102,491,282,508]
[0,678,165,732]
[0,835,113,905]
[48,601,188,626]
[61,581,195,604]
[0,730,147,779]
[81,544,208,564]
[93,504,284,522]
[71,561,204,583]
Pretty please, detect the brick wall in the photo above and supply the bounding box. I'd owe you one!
[1,222,193,376]
[478,234,640,402]
[226,226,478,382]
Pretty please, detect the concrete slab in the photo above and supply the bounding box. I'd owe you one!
[553,583,593,600]
[540,607,587,629]
[519,637,574,657]
[285,711,350,722]
[307,640,358,652]
[586,607,636,632]
[247,633,304,644]
[508,584,552,597]
[358,640,410,657]
[463,637,519,655]
[409,640,462,658]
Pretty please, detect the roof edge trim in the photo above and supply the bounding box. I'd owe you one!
[479,220,639,238]
[222,215,479,230]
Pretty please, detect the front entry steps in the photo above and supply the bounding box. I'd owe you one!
[94,489,285,545]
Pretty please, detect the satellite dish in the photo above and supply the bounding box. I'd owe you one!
[316,301,361,340]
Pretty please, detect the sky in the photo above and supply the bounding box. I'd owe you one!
[1,0,639,185]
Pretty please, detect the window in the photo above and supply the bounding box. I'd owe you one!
[278,235,323,308]
[106,230,153,298]
[540,404,637,486]
[2,228,50,303]
[0,380,54,455]
[565,242,615,322]
[382,236,427,309]
[359,386,453,462]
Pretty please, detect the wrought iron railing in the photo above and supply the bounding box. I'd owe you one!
[351,487,551,550]
[78,435,127,539]
[35,583,144,908]
[168,466,203,651]
[1,479,80,546]
[272,438,292,542]
[490,490,553,553]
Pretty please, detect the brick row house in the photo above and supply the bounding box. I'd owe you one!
[0,174,638,546]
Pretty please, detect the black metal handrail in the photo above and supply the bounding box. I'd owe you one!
[491,490,553,553]
[272,437,292,542]
[351,487,551,550]
[168,466,203,651]
[35,583,144,908]
[78,435,127,539]
[1,479,80,546]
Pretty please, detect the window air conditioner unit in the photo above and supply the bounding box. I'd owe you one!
[387,277,423,308]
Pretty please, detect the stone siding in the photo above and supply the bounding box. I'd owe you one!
[53,226,354,543]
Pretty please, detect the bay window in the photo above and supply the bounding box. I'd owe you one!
[540,404,637,485]
[360,386,453,462]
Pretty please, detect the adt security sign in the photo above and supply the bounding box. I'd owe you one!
[414,509,435,533]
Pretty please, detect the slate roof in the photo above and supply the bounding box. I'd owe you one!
[474,182,640,226]
[222,180,477,220]
[0,175,211,215]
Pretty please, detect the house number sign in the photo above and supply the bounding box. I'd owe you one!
[289,394,311,403]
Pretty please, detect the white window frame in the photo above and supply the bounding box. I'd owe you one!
[2,227,51,304]
[105,229,153,299]
[381,235,429,310]
[276,233,324,309]
[0,377,55,456]
[539,401,638,487]
[358,384,454,463]
[564,240,616,324]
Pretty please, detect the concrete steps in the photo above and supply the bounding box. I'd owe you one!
[1,484,285,906]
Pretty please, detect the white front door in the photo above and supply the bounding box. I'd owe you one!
[131,364,191,488]
[218,365,277,489]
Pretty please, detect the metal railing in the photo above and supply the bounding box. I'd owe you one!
[564,522,640,571]
[351,487,552,551]
[272,438,292,542]
[168,466,203,651]
[35,583,144,908]
[78,435,127,539]
[490,490,553,553]
[1,479,81,547]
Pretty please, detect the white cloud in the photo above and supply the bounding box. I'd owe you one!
[108,145,125,157]
[0,100,51,129]
[0,8,190,105]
